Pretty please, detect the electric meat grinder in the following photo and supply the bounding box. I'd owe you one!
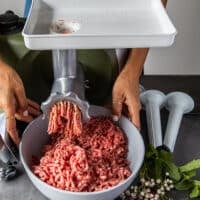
[40,49,90,122]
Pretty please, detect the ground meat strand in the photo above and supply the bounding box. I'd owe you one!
[33,102,131,192]
[47,101,82,137]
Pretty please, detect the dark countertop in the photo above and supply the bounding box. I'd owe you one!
[0,112,200,200]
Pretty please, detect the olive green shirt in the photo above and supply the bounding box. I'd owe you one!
[0,33,128,106]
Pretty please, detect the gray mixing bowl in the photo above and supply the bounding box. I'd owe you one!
[20,106,144,200]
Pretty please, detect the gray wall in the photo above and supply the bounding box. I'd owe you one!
[145,0,200,75]
[0,0,25,17]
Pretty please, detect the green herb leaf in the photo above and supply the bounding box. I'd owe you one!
[140,162,147,178]
[179,159,200,173]
[155,158,162,179]
[183,170,196,180]
[175,171,197,191]
[190,185,200,198]
[175,179,193,191]
[146,145,158,158]
[160,159,181,181]
[193,180,200,187]
[158,149,173,162]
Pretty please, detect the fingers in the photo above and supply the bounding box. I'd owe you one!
[5,98,40,145]
[112,99,123,121]
[15,113,33,123]
[27,105,41,116]
[15,100,41,123]
[112,75,125,121]
[3,95,20,145]
[27,99,40,110]
[14,84,28,113]
[27,99,41,117]
[13,81,40,116]
[5,98,40,144]
[6,116,20,145]
[126,96,141,130]
[112,79,141,129]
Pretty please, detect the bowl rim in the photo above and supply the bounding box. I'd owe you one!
[19,107,145,195]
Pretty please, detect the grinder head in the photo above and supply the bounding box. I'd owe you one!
[41,91,90,122]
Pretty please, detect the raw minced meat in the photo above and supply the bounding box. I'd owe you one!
[32,101,131,192]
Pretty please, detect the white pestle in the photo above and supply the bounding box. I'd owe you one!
[140,90,166,148]
[163,92,194,152]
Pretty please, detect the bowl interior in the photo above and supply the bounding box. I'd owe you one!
[20,105,145,199]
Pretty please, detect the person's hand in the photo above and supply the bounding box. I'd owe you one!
[0,60,41,145]
[112,67,141,130]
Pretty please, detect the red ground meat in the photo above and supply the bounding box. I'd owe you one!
[33,101,131,192]
[48,101,82,137]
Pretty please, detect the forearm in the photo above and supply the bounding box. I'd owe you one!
[162,0,168,7]
[122,48,149,80]
[122,0,168,80]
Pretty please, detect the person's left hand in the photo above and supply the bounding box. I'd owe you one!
[112,68,141,130]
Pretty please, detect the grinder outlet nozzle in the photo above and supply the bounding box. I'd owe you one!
[41,91,90,123]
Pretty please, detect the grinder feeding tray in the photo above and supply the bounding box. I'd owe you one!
[23,0,177,49]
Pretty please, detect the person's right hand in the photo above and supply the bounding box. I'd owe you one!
[0,60,41,145]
